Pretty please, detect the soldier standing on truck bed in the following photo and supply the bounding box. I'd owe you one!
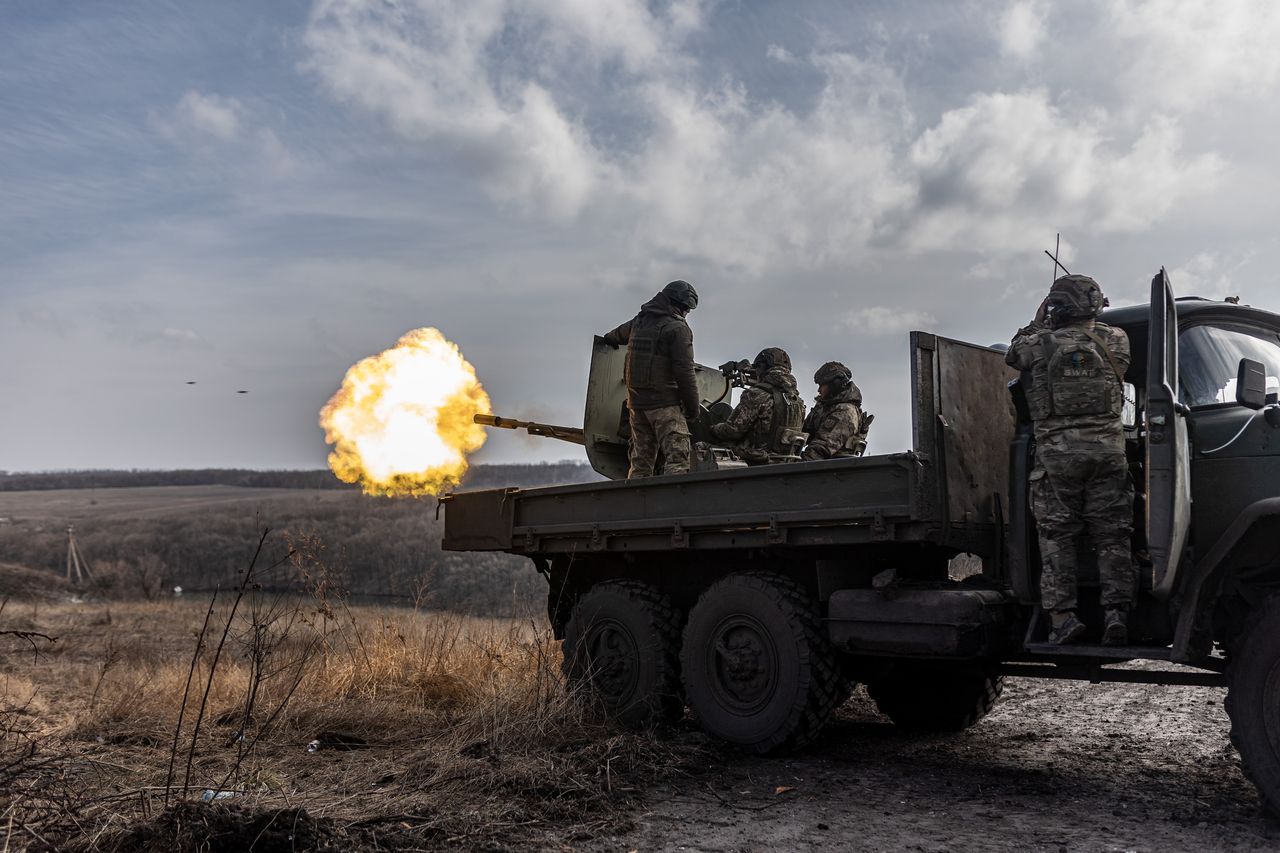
[1007,274,1136,646]
[602,280,700,478]
[801,361,871,460]
[709,348,806,464]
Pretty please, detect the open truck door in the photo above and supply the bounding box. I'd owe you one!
[1145,268,1192,599]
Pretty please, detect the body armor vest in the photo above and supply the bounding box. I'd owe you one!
[764,384,807,454]
[625,314,680,390]
[1033,329,1122,419]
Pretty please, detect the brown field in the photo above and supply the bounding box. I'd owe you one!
[5,589,1280,851]
[1,592,695,851]
[0,486,356,524]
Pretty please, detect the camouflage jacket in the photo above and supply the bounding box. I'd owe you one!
[1006,318,1131,456]
[801,383,864,460]
[710,367,805,463]
[603,292,699,417]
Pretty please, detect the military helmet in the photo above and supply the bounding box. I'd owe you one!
[662,279,699,311]
[752,347,791,375]
[814,360,853,392]
[1046,274,1106,322]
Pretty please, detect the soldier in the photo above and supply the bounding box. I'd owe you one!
[602,280,700,478]
[709,348,806,464]
[801,361,869,460]
[1006,274,1135,646]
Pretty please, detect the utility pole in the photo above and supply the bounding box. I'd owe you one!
[66,524,93,585]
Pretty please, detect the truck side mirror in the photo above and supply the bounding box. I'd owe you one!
[1237,358,1268,410]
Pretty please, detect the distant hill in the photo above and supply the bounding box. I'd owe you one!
[0,463,598,492]
[0,562,73,600]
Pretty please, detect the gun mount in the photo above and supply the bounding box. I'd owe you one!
[474,339,801,480]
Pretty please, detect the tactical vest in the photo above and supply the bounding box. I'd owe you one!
[626,314,681,391]
[1031,329,1122,420]
[764,384,807,454]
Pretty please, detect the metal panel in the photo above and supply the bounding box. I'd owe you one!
[512,455,913,528]
[440,488,516,551]
[1146,268,1192,599]
[935,338,1018,526]
[827,588,1013,658]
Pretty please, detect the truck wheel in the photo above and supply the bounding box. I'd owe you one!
[681,572,841,754]
[561,580,683,727]
[1226,594,1280,815]
[868,662,1003,732]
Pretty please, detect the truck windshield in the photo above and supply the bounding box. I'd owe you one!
[1179,324,1280,407]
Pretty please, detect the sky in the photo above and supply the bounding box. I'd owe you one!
[4,0,1280,472]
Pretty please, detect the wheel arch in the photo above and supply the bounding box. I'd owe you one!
[1173,497,1280,661]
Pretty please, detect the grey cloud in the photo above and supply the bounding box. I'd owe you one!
[300,0,1231,276]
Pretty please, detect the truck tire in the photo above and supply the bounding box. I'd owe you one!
[1226,594,1280,815]
[681,572,841,754]
[868,663,1003,732]
[561,580,683,727]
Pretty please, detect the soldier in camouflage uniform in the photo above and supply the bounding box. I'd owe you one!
[1007,274,1136,645]
[602,280,700,478]
[801,361,869,460]
[710,348,806,465]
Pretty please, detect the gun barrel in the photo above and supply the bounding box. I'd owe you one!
[473,413,586,446]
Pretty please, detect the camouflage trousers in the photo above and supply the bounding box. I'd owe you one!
[628,405,691,478]
[1031,451,1136,614]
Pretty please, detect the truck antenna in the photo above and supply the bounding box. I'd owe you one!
[1044,233,1070,279]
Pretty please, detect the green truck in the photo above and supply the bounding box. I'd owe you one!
[442,270,1280,812]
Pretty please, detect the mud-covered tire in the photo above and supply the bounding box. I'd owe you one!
[868,662,1003,732]
[1226,594,1280,815]
[681,572,841,754]
[561,580,683,727]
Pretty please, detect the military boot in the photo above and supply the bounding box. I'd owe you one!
[1048,612,1087,645]
[1102,609,1129,646]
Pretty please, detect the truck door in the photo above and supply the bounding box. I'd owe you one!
[1178,318,1280,563]
[1145,268,1192,599]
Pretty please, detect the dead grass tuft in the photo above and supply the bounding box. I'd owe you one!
[3,584,708,850]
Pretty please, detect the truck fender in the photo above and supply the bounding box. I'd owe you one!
[1172,497,1280,662]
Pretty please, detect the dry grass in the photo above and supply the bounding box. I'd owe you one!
[0,590,706,851]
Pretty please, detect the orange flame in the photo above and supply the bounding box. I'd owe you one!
[320,328,491,496]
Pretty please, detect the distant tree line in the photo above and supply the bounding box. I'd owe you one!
[0,463,601,615]
[0,463,597,492]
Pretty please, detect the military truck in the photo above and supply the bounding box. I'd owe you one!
[442,270,1280,811]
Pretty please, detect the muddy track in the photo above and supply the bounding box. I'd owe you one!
[594,671,1280,852]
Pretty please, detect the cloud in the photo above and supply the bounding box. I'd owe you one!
[901,92,1223,252]
[839,306,937,337]
[1106,0,1280,111]
[301,0,1229,275]
[156,89,296,178]
[766,44,797,64]
[1168,251,1255,302]
[161,327,201,342]
[998,1,1048,60]
[170,90,242,141]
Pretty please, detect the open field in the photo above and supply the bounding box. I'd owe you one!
[0,483,544,613]
[1,480,1275,851]
[1,595,697,851]
[0,486,357,523]
[4,592,1278,852]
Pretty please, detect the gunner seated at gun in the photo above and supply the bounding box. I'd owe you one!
[801,361,871,460]
[709,348,807,464]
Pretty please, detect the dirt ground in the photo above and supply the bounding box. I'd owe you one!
[596,673,1278,853]
[5,596,1278,851]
